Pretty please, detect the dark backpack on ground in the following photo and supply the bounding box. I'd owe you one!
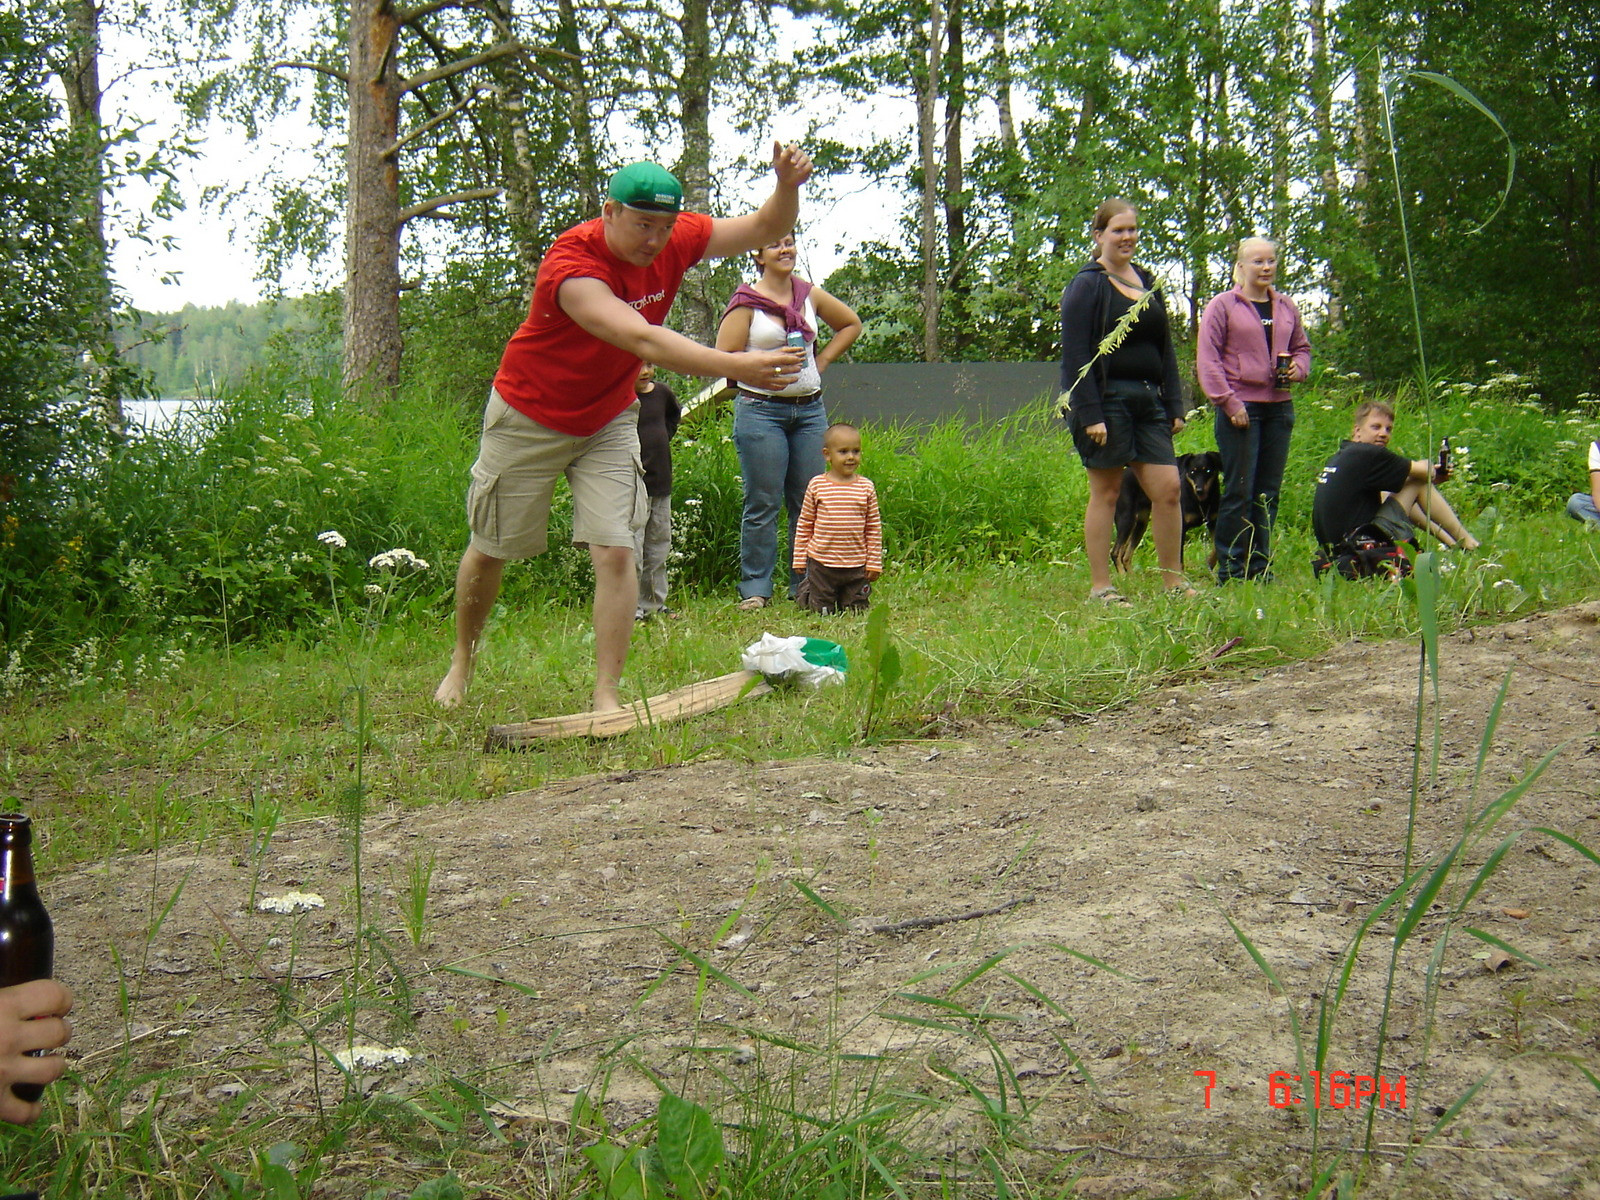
[1312,523,1412,580]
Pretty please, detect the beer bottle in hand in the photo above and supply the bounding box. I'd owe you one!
[0,814,53,1102]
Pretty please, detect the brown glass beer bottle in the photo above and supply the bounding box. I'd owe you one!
[0,814,53,1102]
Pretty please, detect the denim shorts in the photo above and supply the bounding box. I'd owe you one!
[1070,379,1177,470]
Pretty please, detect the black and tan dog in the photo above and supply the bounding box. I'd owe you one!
[1110,450,1223,572]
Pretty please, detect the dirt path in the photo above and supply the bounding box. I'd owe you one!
[50,604,1600,1197]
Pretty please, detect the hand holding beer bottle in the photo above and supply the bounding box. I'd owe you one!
[0,979,72,1124]
[0,814,72,1125]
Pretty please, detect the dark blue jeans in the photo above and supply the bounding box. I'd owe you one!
[1214,401,1295,582]
[734,392,827,599]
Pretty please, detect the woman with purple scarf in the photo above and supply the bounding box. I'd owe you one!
[718,235,862,608]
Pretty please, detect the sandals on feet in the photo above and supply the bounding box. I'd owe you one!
[737,595,770,611]
[1089,587,1132,606]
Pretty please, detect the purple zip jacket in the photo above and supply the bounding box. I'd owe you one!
[1196,286,1312,419]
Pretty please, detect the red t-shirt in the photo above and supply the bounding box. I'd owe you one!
[492,211,713,437]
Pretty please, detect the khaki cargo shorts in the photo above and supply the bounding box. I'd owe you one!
[465,389,646,560]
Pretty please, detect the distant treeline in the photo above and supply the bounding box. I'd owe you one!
[120,298,338,397]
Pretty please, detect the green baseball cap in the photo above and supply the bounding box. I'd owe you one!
[607,162,683,214]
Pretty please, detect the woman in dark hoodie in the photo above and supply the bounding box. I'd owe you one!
[1059,198,1189,602]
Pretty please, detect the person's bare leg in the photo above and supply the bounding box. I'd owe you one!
[435,546,505,707]
[1414,483,1479,548]
[1084,467,1123,593]
[589,543,637,712]
[1131,461,1187,589]
[1391,480,1478,549]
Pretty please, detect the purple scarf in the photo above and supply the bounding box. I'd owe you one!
[721,278,815,344]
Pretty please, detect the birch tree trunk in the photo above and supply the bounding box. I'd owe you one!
[556,0,601,220]
[1309,0,1343,327]
[60,0,121,430]
[918,0,943,362]
[674,0,715,346]
[486,0,545,297]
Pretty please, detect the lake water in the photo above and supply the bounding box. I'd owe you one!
[124,397,218,433]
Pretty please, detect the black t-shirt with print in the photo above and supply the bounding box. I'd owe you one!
[1312,440,1414,550]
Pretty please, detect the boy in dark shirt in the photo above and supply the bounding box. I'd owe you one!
[633,364,682,620]
[1312,402,1479,559]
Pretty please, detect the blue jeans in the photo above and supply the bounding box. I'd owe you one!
[734,393,827,599]
[1214,401,1295,582]
[1568,493,1600,525]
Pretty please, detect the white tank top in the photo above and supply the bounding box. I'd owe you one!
[743,296,823,396]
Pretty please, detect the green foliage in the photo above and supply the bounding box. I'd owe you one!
[0,1,107,546]
[1331,2,1600,401]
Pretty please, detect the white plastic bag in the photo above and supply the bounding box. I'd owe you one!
[742,633,846,689]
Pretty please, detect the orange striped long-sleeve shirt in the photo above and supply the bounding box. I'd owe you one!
[792,474,882,573]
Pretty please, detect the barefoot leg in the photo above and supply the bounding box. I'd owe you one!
[435,546,505,707]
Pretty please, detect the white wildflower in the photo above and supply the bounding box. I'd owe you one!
[333,1044,413,1071]
[364,584,383,596]
[317,531,348,549]
[369,548,429,572]
[256,891,326,914]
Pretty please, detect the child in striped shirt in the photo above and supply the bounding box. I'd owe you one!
[792,423,883,613]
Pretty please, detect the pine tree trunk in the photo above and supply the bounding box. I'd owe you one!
[343,0,404,405]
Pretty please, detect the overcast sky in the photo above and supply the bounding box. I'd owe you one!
[106,24,909,314]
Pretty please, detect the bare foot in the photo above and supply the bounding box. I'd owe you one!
[591,689,625,714]
[434,669,469,708]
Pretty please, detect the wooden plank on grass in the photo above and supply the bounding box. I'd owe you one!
[484,669,771,748]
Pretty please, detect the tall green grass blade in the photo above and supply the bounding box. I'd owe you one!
[1462,927,1549,970]
[1393,845,1463,948]
[944,948,1020,994]
[1470,671,1514,807]
[741,1104,905,1191]
[1043,942,1132,978]
[435,965,540,998]
[1406,71,1517,232]
[1225,916,1315,1142]
[790,878,846,926]
[1528,827,1600,870]
[654,935,758,1002]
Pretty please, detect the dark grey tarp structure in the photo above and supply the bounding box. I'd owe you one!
[682,362,1063,429]
[819,362,1059,428]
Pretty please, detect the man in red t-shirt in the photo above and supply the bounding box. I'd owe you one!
[436,145,812,712]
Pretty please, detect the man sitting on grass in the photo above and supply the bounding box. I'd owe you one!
[1312,401,1479,577]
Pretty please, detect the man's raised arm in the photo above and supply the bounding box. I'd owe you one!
[702,142,814,261]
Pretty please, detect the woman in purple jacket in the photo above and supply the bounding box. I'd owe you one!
[1197,238,1312,583]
